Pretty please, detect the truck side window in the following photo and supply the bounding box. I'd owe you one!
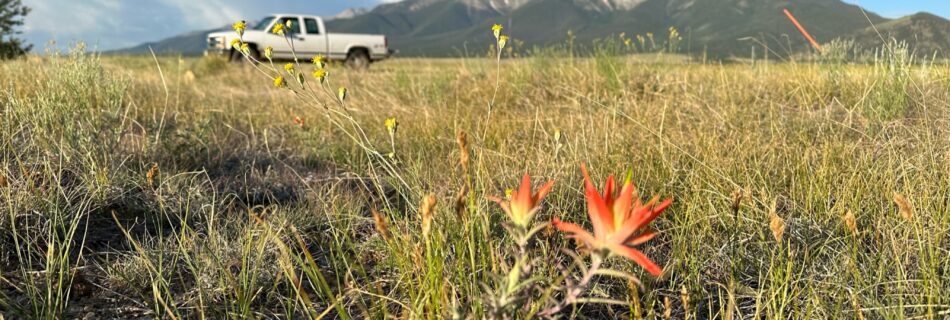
[304,18,320,35]
[278,17,302,34]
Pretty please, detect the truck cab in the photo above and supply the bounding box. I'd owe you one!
[206,14,393,68]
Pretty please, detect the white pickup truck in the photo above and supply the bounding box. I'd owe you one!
[206,14,393,68]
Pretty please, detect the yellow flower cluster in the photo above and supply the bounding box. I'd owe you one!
[311,55,328,83]
[312,69,327,83]
[274,76,286,88]
[233,20,246,36]
[312,55,326,68]
[272,23,285,35]
[264,46,273,60]
[384,117,398,135]
[491,24,510,51]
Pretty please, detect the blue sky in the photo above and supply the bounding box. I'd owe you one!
[20,0,949,51]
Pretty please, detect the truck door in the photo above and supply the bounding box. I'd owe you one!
[300,17,329,56]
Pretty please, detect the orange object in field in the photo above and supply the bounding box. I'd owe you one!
[783,8,823,53]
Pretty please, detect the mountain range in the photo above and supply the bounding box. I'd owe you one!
[113,0,950,59]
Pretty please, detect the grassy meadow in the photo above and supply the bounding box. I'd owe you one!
[1,43,949,319]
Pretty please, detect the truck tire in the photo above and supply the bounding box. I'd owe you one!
[344,49,370,69]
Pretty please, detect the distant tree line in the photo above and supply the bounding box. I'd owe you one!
[0,0,30,59]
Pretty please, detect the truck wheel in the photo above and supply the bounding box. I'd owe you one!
[344,50,370,69]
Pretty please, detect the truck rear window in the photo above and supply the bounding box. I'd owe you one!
[304,18,320,35]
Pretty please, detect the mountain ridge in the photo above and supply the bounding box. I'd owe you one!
[110,0,950,59]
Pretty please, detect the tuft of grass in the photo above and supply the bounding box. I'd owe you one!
[1,38,949,318]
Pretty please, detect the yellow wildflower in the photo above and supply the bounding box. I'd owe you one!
[312,68,327,82]
[274,76,286,88]
[229,38,241,48]
[312,55,326,68]
[284,63,295,73]
[272,23,285,35]
[240,43,249,54]
[233,20,246,36]
[264,46,273,60]
[385,117,398,135]
[338,87,347,101]
[492,24,503,39]
[498,35,509,50]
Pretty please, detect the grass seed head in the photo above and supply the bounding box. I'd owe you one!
[146,163,158,187]
[372,209,392,242]
[0,172,7,188]
[454,185,469,221]
[680,285,691,317]
[420,194,437,242]
[663,296,672,319]
[730,189,743,214]
[769,203,785,244]
[894,193,914,221]
[844,210,857,235]
[456,129,469,173]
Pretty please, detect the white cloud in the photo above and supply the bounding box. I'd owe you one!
[24,0,122,36]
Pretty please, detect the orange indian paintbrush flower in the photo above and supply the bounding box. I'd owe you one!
[489,173,554,228]
[553,165,671,276]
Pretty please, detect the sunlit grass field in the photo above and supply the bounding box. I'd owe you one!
[1,45,949,319]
